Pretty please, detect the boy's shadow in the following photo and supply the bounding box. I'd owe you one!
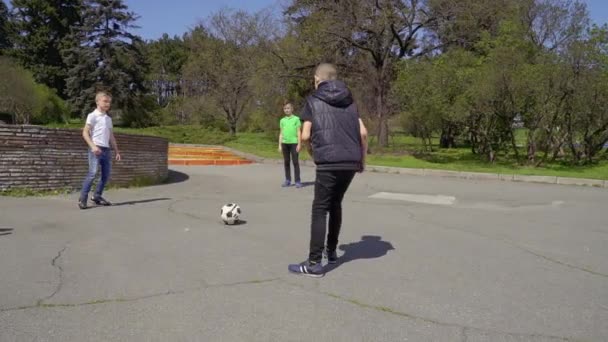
[324,235,395,273]
[299,181,315,188]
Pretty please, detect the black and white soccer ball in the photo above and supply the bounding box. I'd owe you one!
[220,203,241,225]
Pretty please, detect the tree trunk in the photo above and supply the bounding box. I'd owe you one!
[509,128,521,164]
[377,116,389,148]
[527,137,536,164]
[375,66,389,147]
[440,125,455,148]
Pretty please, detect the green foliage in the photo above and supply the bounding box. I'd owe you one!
[0,1,11,53]
[63,0,147,122]
[145,33,188,107]
[182,9,272,135]
[392,10,608,165]
[394,49,479,151]
[241,107,273,133]
[0,56,69,124]
[9,0,82,98]
[32,83,71,124]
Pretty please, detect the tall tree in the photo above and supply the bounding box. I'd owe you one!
[286,0,450,147]
[429,0,521,52]
[145,33,188,107]
[63,0,147,123]
[9,0,82,97]
[562,25,608,163]
[0,1,11,54]
[521,0,589,52]
[183,9,274,135]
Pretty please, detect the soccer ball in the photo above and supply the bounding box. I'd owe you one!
[221,203,241,225]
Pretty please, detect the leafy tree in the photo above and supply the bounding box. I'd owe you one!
[285,0,450,147]
[0,1,11,54]
[145,33,188,107]
[182,9,274,135]
[63,0,148,125]
[0,56,69,124]
[9,0,82,97]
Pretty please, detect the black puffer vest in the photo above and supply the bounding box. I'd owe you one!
[306,80,362,171]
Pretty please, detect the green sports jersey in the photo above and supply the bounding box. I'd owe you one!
[280,115,301,144]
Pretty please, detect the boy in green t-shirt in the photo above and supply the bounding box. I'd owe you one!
[278,102,302,188]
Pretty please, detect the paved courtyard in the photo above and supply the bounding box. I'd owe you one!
[1,164,607,341]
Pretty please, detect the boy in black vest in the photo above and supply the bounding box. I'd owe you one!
[288,63,368,277]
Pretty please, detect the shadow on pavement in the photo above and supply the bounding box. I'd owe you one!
[324,235,395,274]
[0,228,14,237]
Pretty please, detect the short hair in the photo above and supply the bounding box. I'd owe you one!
[95,91,112,102]
[315,63,338,82]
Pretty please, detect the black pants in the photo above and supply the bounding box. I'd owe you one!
[309,170,356,263]
[282,143,300,183]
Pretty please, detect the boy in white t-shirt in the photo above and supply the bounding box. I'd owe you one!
[78,91,122,209]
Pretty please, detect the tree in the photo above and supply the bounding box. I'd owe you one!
[429,0,521,52]
[182,9,274,135]
[562,25,608,163]
[394,50,477,151]
[9,0,82,97]
[286,0,451,147]
[0,56,68,124]
[521,0,589,52]
[145,33,188,107]
[0,1,11,54]
[63,0,148,124]
[0,56,38,124]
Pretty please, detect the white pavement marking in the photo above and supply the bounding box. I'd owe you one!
[369,192,456,206]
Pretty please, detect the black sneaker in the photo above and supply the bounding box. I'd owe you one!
[325,249,338,264]
[288,261,324,278]
[78,199,87,210]
[91,196,112,206]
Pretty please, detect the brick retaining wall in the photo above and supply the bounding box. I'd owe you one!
[0,125,168,191]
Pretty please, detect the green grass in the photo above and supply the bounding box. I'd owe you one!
[44,124,608,180]
[368,151,608,180]
[225,132,608,180]
[0,187,72,197]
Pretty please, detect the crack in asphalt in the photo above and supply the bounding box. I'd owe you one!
[279,279,571,341]
[37,245,68,306]
[0,278,280,313]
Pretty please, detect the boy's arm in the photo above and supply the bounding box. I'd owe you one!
[301,121,312,142]
[296,125,302,152]
[359,118,368,172]
[82,122,100,155]
[278,129,283,152]
[301,121,313,157]
[110,133,121,161]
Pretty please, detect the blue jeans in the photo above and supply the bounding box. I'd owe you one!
[79,147,112,202]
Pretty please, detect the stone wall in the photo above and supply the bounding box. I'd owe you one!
[0,125,168,191]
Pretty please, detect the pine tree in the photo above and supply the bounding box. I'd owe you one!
[9,0,82,97]
[64,0,148,122]
[0,1,11,54]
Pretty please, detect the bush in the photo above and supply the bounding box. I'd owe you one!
[32,84,70,124]
[0,57,70,124]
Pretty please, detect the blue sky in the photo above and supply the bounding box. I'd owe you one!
[127,0,607,40]
[126,0,282,40]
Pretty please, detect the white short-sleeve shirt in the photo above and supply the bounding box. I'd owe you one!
[86,109,113,148]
